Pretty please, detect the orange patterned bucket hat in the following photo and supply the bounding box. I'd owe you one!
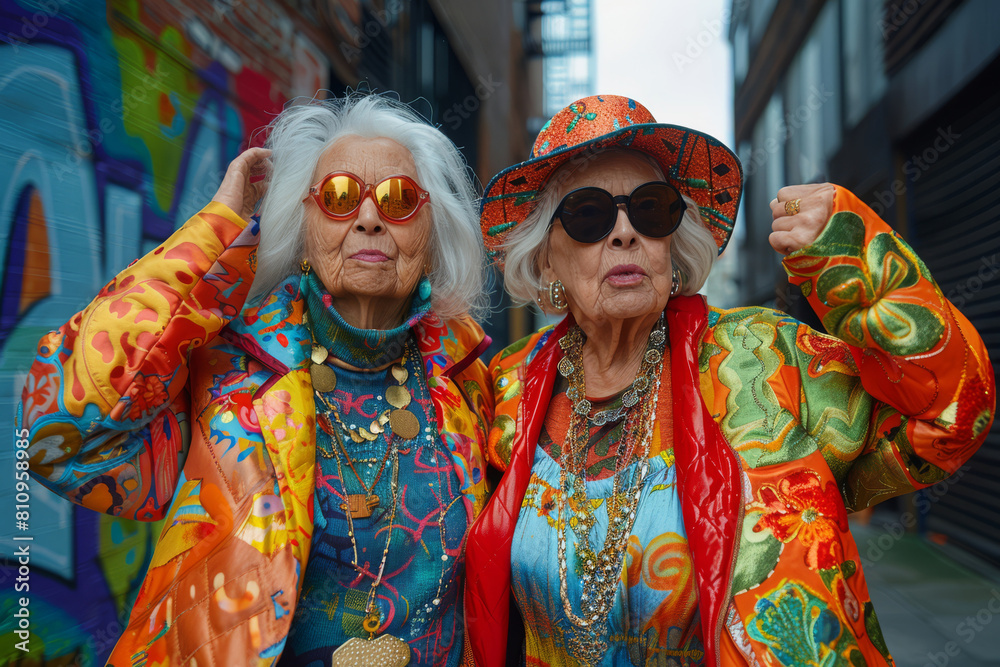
[481,94,743,264]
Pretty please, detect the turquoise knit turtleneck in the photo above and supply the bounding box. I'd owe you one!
[301,270,432,368]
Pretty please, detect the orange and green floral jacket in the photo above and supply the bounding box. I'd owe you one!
[19,203,494,666]
[464,187,994,666]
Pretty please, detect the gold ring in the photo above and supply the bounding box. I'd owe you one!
[784,199,801,215]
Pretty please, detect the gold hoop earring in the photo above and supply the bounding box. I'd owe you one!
[548,280,568,311]
[300,259,311,275]
[670,268,680,296]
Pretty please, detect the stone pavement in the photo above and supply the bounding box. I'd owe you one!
[852,520,1000,667]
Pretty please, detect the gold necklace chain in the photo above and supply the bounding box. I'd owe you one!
[306,309,423,520]
[315,390,394,520]
[304,311,414,664]
[406,349,468,629]
[554,316,666,665]
[323,407,408,666]
[326,420,401,633]
[306,311,456,664]
[313,346,411,512]
[310,342,421,444]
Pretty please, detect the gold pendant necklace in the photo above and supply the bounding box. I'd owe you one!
[308,318,422,520]
[331,633,411,666]
[554,316,666,665]
[305,313,414,663]
[310,342,421,443]
[325,411,412,666]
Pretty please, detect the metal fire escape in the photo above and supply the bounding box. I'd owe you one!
[525,0,594,116]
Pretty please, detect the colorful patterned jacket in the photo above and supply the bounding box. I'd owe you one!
[464,188,995,666]
[19,203,494,666]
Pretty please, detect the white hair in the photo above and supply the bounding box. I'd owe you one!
[248,93,487,320]
[501,150,718,306]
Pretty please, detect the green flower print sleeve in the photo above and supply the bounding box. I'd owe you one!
[782,186,994,510]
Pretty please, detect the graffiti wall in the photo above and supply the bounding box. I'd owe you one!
[0,0,328,663]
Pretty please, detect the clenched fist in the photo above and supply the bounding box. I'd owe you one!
[769,183,836,256]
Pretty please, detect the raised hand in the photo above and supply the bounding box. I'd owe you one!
[212,147,272,223]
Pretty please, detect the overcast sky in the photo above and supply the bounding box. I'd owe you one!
[591,0,740,303]
[592,0,733,147]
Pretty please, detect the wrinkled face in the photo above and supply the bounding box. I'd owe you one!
[541,151,674,325]
[303,135,433,308]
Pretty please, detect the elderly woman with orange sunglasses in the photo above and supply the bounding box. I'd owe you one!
[20,93,492,666]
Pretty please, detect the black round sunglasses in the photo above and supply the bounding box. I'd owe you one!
[551,181,687,244]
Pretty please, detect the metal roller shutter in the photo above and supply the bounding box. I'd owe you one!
[904,72,1000,566]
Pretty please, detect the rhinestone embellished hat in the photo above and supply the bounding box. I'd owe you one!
[480,94,743,264]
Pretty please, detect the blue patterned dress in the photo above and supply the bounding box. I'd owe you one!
[279,274,467,666]
[510,383,705,666]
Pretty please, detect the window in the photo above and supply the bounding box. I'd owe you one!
[741,92,786,304]
[783,0,841,183]
[842,0,888,128]
[733,20,749,85]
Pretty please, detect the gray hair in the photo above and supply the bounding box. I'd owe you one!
[501,152,718,306]
[248,93,487,320]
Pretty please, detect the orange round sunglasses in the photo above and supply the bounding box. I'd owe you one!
[304,171,430,222]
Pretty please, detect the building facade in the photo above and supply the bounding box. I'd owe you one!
[729,0,1000,564]
[0,1,540,663]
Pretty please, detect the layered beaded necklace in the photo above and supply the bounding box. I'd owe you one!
[555,314,666,665]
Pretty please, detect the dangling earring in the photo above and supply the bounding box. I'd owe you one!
[548,280,568,311]
[300,258,311,275]
[670,268,680,296]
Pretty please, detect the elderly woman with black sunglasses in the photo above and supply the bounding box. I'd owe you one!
[19,93,493,666]
[463,95,994,667]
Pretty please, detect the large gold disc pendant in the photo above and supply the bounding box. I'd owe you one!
[389,409,420,440]
[331,635,411,667]
[310,363,337,392]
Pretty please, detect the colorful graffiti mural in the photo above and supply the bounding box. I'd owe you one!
[0,0,328,662]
